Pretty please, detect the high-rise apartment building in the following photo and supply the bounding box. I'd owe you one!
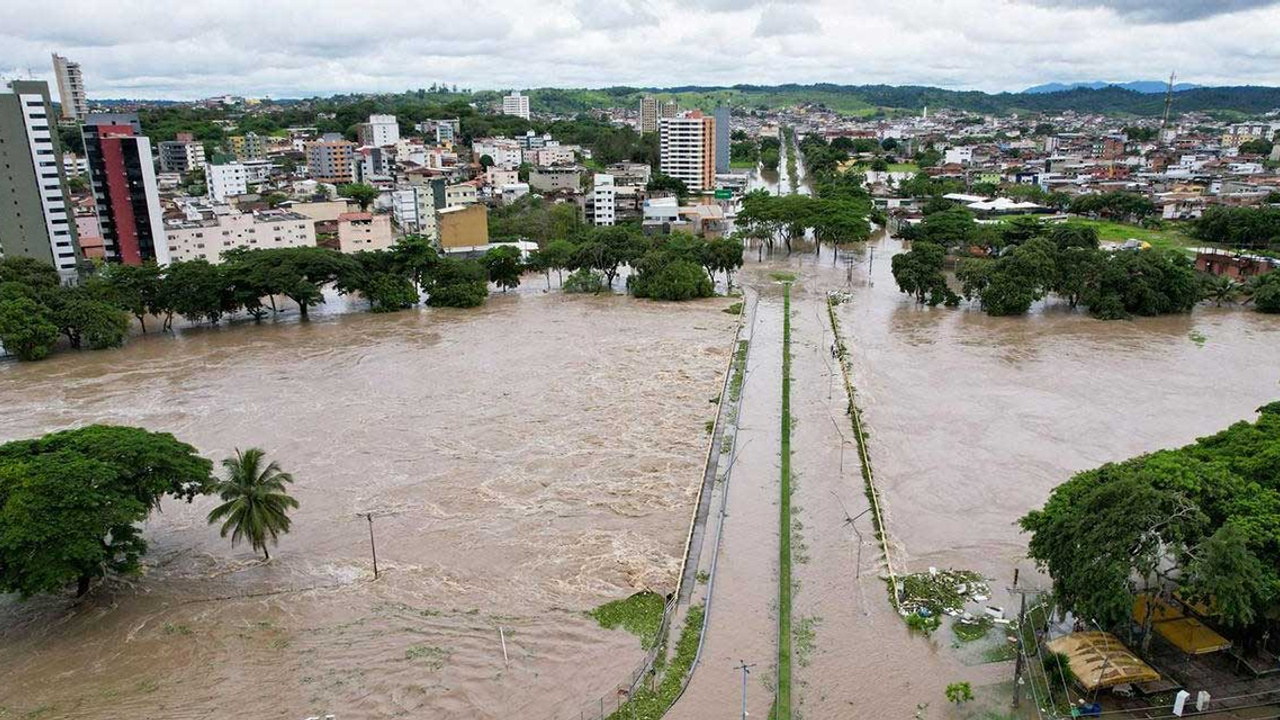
[502,91,530,120]
[51,54,88,123]
[640,96,659,134]
[592,174,616,226]
[0,81,81,277]
[358,114,400,147]
[305,140,357,184]
[228,132,264,161]
[81,114,169,265]
[158,133,207,174]
[714,106,731,174]
[659,111,716,194]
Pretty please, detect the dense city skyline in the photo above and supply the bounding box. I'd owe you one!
[4,0,1280,99]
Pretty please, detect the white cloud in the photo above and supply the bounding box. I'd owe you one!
[754,4,822,37]
[1,0,1278,99]
[573,0,659,30]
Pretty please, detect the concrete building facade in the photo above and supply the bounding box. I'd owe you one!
[51,54,88,123]
[359,114,400,147]
[714,105,731,174]
[592,173,616,226]
[659,111,716,193]
[207,163,249,202]
[165,209,316,264]
[336,212,395,252]
[502,91,530,120]
[81,114,169,265]
[0,81,81,276]
[159,135,207,174]
[306,140,357,184]
[437,203,489,249]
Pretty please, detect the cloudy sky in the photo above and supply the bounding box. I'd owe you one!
[4,0,1280,100]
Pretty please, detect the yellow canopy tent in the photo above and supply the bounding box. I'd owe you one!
[1046,632,1161,691]
[1132,594,1233,655]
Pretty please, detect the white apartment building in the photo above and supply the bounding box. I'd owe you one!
[390,186,438,238]
[472,137,523,169]
[445,182,478,207]
[659,112,716,193]
[206,163,248,202]
[363,114,400,147]
[51,54,88,123]
[165,209,316,263]
[944,147,975,166]
[592,174,616,226]
[502,91,530,120]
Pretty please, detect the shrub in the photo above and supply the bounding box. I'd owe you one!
[562,268,606,294]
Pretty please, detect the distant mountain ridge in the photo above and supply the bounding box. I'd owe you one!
[1024,81,1202,94]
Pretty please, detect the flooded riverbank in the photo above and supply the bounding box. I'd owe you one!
[0,290,737,719]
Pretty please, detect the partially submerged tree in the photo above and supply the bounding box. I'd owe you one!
[0,426,213,596]
[206,448,299,561]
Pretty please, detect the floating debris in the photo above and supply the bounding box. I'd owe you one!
[897,568,989,618]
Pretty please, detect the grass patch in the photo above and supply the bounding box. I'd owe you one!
[777,283,794,719]
[590,591,667,650]
[770,271,796,282]
[996,217,1200,255]
[982,640,1018,663]
[404,644,449,670]
[723,301,744,315]
[1189,329,1207,346]
[162,623,192,636]
[605,604,705,720]
[794,616,820,668]
[953,615,995,642]
[729,340,749,402]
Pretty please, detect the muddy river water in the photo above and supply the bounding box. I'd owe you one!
[2,209,1278,718]
[0,290,737,719]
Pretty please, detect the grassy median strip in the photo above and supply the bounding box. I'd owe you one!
[777,283,794,719]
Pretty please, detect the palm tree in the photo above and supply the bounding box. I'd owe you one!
[207,448,299,560]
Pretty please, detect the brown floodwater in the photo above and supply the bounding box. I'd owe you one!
[0,289,737,719]
[687,144,1278,717]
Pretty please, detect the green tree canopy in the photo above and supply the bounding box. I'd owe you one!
[0,426,213,597]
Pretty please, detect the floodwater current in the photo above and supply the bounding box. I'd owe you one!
[0,289,738,719]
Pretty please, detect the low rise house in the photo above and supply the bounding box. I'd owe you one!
[335,212,395,253]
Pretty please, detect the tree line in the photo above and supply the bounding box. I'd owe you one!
[1021,403,1280,650]
[526,226,744,300]
[0,425,298,598]
[1,230,745,362]
[889,211,1232,318]
[0,241,488,361]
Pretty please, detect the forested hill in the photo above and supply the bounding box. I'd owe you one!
[518,83,1280,118]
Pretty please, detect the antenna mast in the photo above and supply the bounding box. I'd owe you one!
[1160,71,1176,133]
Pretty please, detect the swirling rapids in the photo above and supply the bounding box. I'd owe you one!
[0,289,737,719]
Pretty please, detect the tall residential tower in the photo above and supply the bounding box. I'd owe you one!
[51,54,88,123]
[81,114,169,265]
[0,81,81,277]
[658,111,716,194]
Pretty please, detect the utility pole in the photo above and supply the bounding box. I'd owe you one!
[366,513,379,580]
[1009,569,1042,710]
[737,655,752,717]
